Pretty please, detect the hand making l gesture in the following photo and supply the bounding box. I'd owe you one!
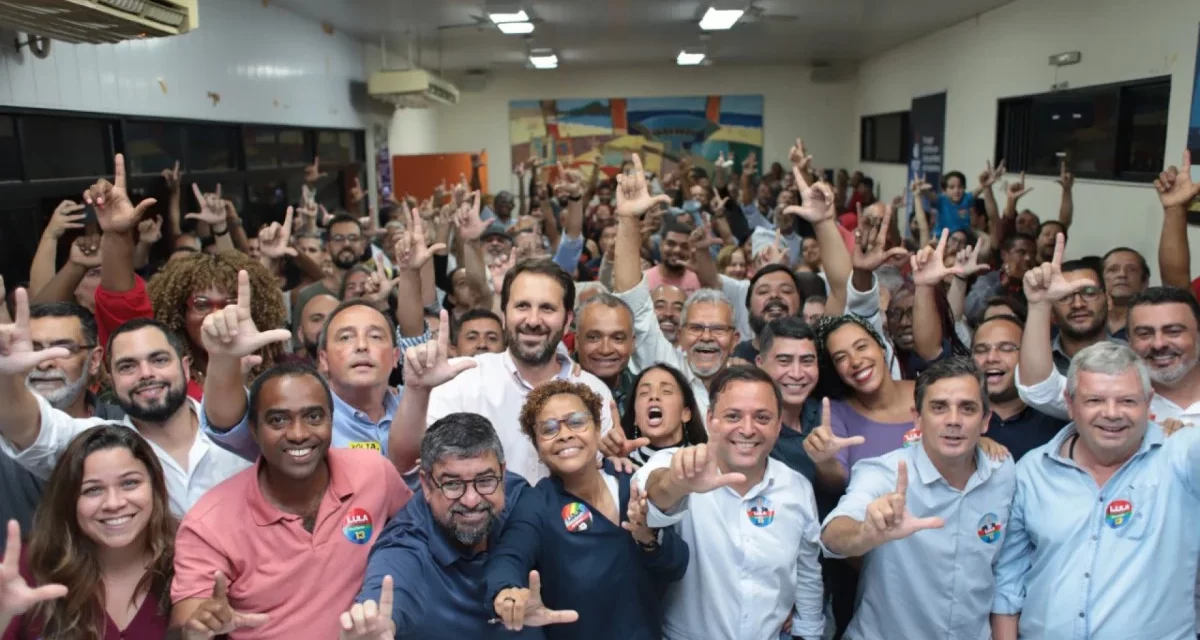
[1022,232,1095,305]
[852,204,908,272]
[784,166,837,224]
[666,444,747,495]
[182,571,269,639]
[403,310,478,391]
[492,570,580,632]
[910,229,970,286]
[621,484,657,546]
[83,154,157,234]
[861,460,945,544]
[339,575,395,640]
[0,520,68,621]
[615,154,672,219]
[199,270,292,359]
[802,399,865,465]
[0,289,73,376]
[1155,150,1200,209]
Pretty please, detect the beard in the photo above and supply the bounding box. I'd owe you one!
[989,384,1020,403]
[26,368,91,411]
[506,322,564,366]
[1059,312,1106,341]
[118,378,189,423]
[1146,344,1200,386]
[749,297,793,336]
[435,503,498,548]
[332,248,359,269]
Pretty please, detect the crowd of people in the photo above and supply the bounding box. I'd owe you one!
[0,135,1197,640]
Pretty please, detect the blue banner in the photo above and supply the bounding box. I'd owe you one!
[905,92,947,237]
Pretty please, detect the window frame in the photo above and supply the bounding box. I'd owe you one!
[860,110,911,165]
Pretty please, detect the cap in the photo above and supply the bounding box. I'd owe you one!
[480,222,512,242]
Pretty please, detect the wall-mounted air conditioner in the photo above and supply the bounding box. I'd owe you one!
[368,69,460,109]
[0,0,199,44]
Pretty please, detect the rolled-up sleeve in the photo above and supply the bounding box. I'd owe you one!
[1014,365,1070,420]
[992,478,1031,615]
[0,394,102,480]
[616,276,689,375]
[200,392,258,461]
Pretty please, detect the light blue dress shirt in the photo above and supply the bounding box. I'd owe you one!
[823,442,1016,640]
[993,423,1200,640]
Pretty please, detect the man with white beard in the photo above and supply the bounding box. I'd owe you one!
[25,302,122,419]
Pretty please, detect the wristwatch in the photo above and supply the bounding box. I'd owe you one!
[212,225,229,236]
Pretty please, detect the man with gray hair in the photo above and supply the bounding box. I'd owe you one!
[992,341,1200,640]
[574,293,636,418]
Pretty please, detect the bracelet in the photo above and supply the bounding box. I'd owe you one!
[954,275,969,282]
[637,538,660,551]
[212,225,229,236]
[567,194,583,202]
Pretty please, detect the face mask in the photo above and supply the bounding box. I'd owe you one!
[683,200,702,214]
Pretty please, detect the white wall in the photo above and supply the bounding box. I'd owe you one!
[853,0,1200,278]
[0,0,367,129]
[430,65,857,193]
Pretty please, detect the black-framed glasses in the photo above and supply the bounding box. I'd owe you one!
[431,474,501,500]
[682,322,733,339]
[330,233,363,244]
[31,341,94,355]
[535,411,592,440]
[1057,286,1103,305]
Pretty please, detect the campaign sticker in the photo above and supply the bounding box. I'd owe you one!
[343,507,374,544]
[348,441,381,451]
[747,496,775,527]
[902,427,923,448]
[561,502,593,533]
[1105,499,1133,529]
[977,512,1003,544]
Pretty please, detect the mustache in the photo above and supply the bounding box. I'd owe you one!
[516,324,550,336]
[1148,347,1183,358]
[132,379,169,393]
[450,504,494,516]
[27,370,68,382]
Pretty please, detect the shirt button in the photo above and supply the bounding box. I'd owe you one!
[1098,496,1104,503]
[1084,572,1090,579]
[1079,612,1085,618]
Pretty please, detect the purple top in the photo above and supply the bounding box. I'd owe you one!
[829,399,919,476]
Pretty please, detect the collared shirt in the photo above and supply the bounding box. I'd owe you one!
[201,387,403,461]
[993,424,1200,640]
[173,449,411,640]
[634,453,826,640]
[609,367,637,420]
[768,398,824,486]
[615,276,710,417]
[823,443,1016,640]
[0,393,251,517]
[356,473,545,640]
[425,350,615,483]
[1050,334,1127,375]
[987,404,1069,461]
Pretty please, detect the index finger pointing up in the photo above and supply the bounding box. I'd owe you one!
[895,459,909,494]
[1052,232,1066,268]
[821,397,831,428]
[437,309,451,353]
[237,270,252,312]
[13,288,30,329]
[379,575,395,621]
[114,153,127,189]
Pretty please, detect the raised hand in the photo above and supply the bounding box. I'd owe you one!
[349,177,366,208]
[183,571,269,639]
[785,167,836,223]
[910,229,969,286]
[394,204,445,271]
[621,484,657,545]
[667,443,747,495]
[259,207,298,260]
[339,575,395,640]
[162,160,184,193]
[0,520,67,620]
[687,221,720,252]
[455,191,488,242]
[186,184,227,226]
[615,154,672,219]
[492,571,579,632]
[304,156,327,185]
[137,216,164,245]
[43,200,86,240]
[709,193,729,214]
[404,310,477,391]
[199,270,292,359]
[599,424,651,459]
[1155,150,1200,209]
[788,138,813,173]
[741,151,758,175]
[83,154,157,234]
[0,289,72,376]
[954,236,992,279]
[364,259,402,306]
[359,208,387,239]
[69,235,102,269]
[910,174,933,195]
[978,159,1006,189]
[1022,232,1095,305]
[862,460,945,544]
[1004,172,1032,202]
[802,399,865,465]
[852,204,908,272]
[1055,160,1074,191]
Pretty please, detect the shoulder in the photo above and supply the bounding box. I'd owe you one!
[847,448,904,484]
[573,369,615,399]
[374,492,433,545]
[182,466,255,525]
[767,458,814,498]
[333,448,399,482]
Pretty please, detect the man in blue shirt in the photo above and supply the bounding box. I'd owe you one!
[345,412,573,639]
[992,342,1200,640]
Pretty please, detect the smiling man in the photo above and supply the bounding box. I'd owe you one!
[754,318,823,485]
[574,294,635,417]
[1100,247,1150,340]
[651,285,686,345]
[451,309,505,357]
[733,265,802,362]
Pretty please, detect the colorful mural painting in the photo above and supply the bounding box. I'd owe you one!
[509,94,764,183]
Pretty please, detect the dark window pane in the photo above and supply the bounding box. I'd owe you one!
[860,117,874,161]
[1029,88,1118,176]
[0,116,18,181]
[317,131,358,164]
[874,113,907,163]
[186,125,238,171]
[23,116,110,180]
[124,121,184,174]
[278,129,310,166]
[1120,81,1169,175]
[245,127,278,169]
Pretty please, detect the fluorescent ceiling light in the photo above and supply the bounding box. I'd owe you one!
[489,10,529,24]
[498,21,535,34]
[699,7,743,30]
[677,50,706,66]
[529,53,558,69]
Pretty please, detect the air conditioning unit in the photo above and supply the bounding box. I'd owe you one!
[368,69,460,108]
[0,0,198,44]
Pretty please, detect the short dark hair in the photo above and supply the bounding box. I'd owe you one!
[1001,232,1036,253]
[804,295,828,307]
[620,364,707,447]
[451,308,503,344]
[1102,247,1151,283]
[500,258,575,315]
[317,299,397,350]
[1060,259,1103,289]
[661,218,693,238]
[105,318,188,367]
[326,213,363,237]
[983,296,1027,324]
[29,302,97,346]
[758,317,817,356]
[941,171,967,189]
[1128,286,1200,327]
[247,363,332,429]
[1038,220,1067,239]
[973,313,1025,339]
[707,365,783,417]
[794,272,828,300]
[420,412,506,476]
[745,264,802,308]
[914,356,989,415]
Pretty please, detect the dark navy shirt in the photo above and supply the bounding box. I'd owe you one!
[356,473,545,640]
[986,404,1067,461]
[769,396,843,519]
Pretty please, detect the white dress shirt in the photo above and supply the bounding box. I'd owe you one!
[425,350,614,484]
[634,451,826,640]
[0,393,252,517]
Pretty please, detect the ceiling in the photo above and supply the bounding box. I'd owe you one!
[269,0,1014,72]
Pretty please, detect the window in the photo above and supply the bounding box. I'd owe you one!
[125,120,185,174]
[317,131,358,164]
[245,127,279,169]
[860,111,910,164]
[0,116,18,181]
[277,129,311,166]
[22,116,111,180]
[186,125,238,171]
[995,76,1170,182]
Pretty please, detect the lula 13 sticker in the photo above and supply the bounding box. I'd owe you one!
[343,507,374,544]
[561,502,593,533]
[1105,499,1133,529]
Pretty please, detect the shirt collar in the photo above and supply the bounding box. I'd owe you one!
[1043,421,1163,467]
[912,441,995,488]
[247,449,354,526]
[502,350,574,390]
[331,387,400,423]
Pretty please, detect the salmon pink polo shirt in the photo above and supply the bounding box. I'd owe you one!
[171,448,411,639]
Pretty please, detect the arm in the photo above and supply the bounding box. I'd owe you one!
[1055,162,1074,228]
[912,283,945,363]
[355,534,430,635]
[791,486,826,640]
[990,614,1020,640]
[483,493,541,606]
[991,479,1030,636]
[1154,151,1200,288]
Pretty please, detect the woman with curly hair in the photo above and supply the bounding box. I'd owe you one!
[1,425,177,639]
[486,380,688,640]
[146,250,287,397]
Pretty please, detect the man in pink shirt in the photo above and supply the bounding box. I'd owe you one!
[170,363,411,639]
[645,219,702,295]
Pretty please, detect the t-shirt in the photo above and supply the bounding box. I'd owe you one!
[828,399,917,478]
[643,265,701,296]
[933,192,976,236]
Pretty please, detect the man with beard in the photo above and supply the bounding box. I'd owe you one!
[651,284,686,345]
[1100,247,1150,340]
[26,302,119,419]
[406,260,615,483]
[451,309,505,357]
[644,220,701,295]
[0,292,251,516]
[351,413,555,639]
[292,293,339,362]
[965,233,1036,322]
[293,214,367,331]
[574,294,635,418]
[1034,220,1066,265]
[1043,257,1115,375]
[731,265,801,362]
[483,191,518,229]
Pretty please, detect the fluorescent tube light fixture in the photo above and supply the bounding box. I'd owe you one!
[529,50,558,69]
[489,10,529,24]
[498,21,535,34]
[677,50,706,66]
[699,7,743,30]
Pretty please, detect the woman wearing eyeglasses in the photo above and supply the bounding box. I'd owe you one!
[486,380,688,640]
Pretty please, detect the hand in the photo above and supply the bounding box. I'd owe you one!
[687,222,720,252]
[182,571,270,638]
[364,260,401,305]
[339,575,395,640]
[492,571,579,632]
[259,208,298,260]
[709,193,728,214]
[162,160,184,193]
[621,484,657,545]
[455,191,488,242]
[910,174,933,195]
[788,138,813,173]
[555,162,585,198]
[666,444,747,495]
[754,230,788,271]
[1022,232,1095,305]
[978,159,1006,189]
[1004,172,1032,201]
[0,520,67,620]
[404,310,478,391]
[802,399,865,464]
[715,151,734,170]
[137,216,164,245]
[910,229,969,286]
[83,154,157,234]
[69,235,102,269]
[852,204,908,272]
[394,204,445,271]
[349,177,366,207]
[953,236,992,279]
[1055,160,1074,191]
[862,460,945,543]
[615,154,672,218]
[471,150,484,169]
[304,156,327,185]
[1155,150,1200,209]
[43,200,86,240]
[741,151,757,174]
[599,423,650,459]
[1161,418,1192,436]
[199,270,292,359]
[785,169,836,223]
[185,184,228,227]
[978,437,1011,461]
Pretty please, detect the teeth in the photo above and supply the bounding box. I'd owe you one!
[101,515,133,526]
[558,447,581,457]
[853,368,872,382]
[286,448,313,457]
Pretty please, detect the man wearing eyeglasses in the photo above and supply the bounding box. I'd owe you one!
[293,214,368,331]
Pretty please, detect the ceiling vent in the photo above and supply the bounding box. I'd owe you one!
[0,0,198,44]
[368,69,460,108]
